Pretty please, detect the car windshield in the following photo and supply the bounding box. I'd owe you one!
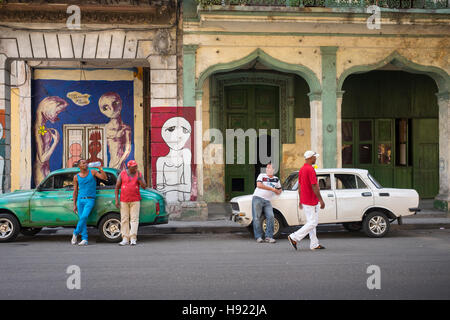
[368,173,382,189]
[282,173,298,191]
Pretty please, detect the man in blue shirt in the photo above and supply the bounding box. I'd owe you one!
[71,159,107,246]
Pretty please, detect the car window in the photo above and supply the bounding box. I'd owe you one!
[97,172,117,189]
[282,173,298,191]
[39,176,54,190]
[54,173,76,190]
[335,174,358,189]
[317,174,331,190]
[356,176,368,189]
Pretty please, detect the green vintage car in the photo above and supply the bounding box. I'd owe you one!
[0,167,168,243]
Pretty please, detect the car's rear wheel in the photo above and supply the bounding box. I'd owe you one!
[342,222,362,232]
[98,213,121,243]
[21,227,42,237]
[0,213,20,242]
[363,211,390,238]
[262,214,283,239]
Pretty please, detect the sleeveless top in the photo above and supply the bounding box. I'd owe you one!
[119,170,142,202]
[77,170,97,200]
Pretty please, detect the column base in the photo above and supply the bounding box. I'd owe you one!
[166,201,208,221]
[434,193,450,212]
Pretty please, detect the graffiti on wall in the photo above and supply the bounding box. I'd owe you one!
[32,78,134,187]
[0,110,5,193]
[151,107,196,202]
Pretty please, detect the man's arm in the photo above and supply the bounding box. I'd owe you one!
[92,167,107,181]
[115,175,122,208]
[256,182,281,195]
[73,175,78,213]
[137,172,147,188]
[312,184,325,209]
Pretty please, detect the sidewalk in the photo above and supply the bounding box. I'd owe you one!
[143,200,450,235]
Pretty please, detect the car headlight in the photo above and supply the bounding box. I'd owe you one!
[230,202,239,212]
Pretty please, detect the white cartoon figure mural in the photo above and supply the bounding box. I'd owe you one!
[156,117,192,202]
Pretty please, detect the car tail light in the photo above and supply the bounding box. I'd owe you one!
[156,202,160,215]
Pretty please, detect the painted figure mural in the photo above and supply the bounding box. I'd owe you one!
[99,92,132,171]
[156,117,192,202]
[67,142,82,168]
[33,96,69,186]
[86,130,104,166]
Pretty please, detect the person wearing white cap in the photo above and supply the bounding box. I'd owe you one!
[287,151,326,251]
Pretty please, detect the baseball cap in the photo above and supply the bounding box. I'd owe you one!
[127,160,138,168]
[304,151,319,159]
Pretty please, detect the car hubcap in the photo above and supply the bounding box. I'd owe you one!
[0,219,13,239]
[262,218,280,235]
[369,216,387,235]
[103,219,121,239]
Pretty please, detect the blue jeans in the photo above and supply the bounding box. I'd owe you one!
[252,196,274,239]
[74,198,95,241]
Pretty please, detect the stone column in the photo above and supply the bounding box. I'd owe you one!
[308,93,323,169]
[336,90,345,168]
[320,46,338,168]
[0,55,11,193]
[435,91,450,212]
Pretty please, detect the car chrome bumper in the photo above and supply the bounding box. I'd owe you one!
[230,212,246,224]
[409,207,421,214]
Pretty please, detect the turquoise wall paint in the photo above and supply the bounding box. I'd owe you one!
[320,46,338,168]
[183,45,198,107]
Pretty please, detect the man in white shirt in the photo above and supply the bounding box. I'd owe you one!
[252,162,282,243]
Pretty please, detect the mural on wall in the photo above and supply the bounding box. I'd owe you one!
[32,77,134,187]
[151,107,196,202]
[99,92,132,171]
[0,110,5,193]
[33,96,69,186]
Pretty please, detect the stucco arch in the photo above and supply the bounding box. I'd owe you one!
[337,51,450,94]
[196,48,322,96]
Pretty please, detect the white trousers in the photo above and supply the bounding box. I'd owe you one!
[290,204,319,249]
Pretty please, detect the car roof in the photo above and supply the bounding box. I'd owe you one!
[288,168,369,176]
[50,167,120,176]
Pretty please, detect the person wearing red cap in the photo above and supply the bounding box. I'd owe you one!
[115,160,147,245]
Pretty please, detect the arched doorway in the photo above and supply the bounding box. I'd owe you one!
[341,70,439,198]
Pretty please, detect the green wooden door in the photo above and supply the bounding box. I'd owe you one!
[224,85,279,201]
[412,119,439,198]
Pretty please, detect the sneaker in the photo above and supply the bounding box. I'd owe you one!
[78,240,88,246]
[311,244,326,250]
[130,239,137,246]
[265,238,276,243]
[256,237,264,243]
[287,235,297,250]
[119,240,129,246]
[71,233,78,245]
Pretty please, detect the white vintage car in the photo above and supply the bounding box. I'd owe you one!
[230,169,420,238]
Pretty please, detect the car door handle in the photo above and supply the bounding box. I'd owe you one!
[379,193,390,197]
[327,194,334,197]
[361,192,372,197]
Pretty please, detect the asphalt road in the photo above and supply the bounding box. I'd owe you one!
[0,227,449,300]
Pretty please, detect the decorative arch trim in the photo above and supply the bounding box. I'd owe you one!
[337,51,450,93]
[196,48,322,96]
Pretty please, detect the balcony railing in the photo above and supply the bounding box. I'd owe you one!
[196,0,449,9]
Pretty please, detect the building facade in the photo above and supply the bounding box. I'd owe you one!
[183,0,450,211]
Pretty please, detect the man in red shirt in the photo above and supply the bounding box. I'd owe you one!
[287,151,326,251]
[115,160,147,246]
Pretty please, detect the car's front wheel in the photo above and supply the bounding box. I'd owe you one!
[0,213,20,242]
[21,227,42,237]
[98,213,122,243]
[363,211,390,238]
[262,214,283,239]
